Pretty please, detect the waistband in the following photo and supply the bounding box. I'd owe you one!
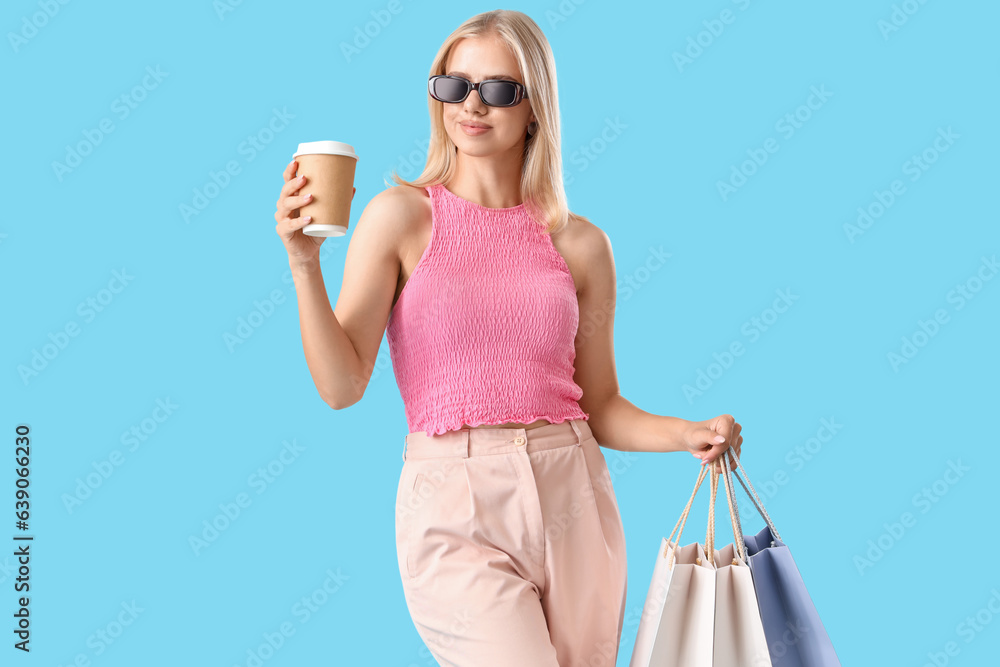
[402,418,593,461]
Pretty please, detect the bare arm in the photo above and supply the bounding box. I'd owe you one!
[571,223,688,453]
[571,223,743,468]
[283,184,412,409]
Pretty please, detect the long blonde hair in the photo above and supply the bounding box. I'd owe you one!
[387,9,589,236]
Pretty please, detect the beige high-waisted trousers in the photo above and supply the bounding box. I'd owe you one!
[395,418,628,666]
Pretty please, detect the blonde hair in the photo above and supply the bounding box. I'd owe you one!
[387,9,589,235]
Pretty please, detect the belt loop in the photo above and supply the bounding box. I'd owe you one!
[402,435,408,462]
[569,419,583,446]
[461,430,470,459]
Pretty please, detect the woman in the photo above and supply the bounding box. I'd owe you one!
[274,9,744,666]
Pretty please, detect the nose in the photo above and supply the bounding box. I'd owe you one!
[462,87,487,111]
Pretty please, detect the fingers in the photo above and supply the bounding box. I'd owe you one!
[286,213,313,231]
[709,446,739,474]
[700,441,731,467]
[712,413,737,443]
[275,211,314,241]
[291,192,313,210]
[276,174,311,222]
[696,414,744,470]
[278,160,306,200]
[688,426,724,459]
[281,173,306,200]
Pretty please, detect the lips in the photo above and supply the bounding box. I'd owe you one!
[461,122,491,129]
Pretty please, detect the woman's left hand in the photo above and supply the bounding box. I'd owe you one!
[682,414,743,472]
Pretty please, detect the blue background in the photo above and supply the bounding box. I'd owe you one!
[5,0,998,665]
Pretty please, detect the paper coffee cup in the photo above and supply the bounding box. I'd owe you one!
[291,140,359,237]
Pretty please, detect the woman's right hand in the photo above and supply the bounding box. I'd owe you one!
[274,159,356,268]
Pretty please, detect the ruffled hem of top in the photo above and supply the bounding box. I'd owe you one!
[415,411,590,437]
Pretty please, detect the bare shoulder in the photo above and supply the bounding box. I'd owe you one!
[576,216,612,260]
[386,183,432,262]
[356,183,433,308]
[370,180,430,210]
[552,214,613,295]
[352,183,431,274]
[358,183,429,243]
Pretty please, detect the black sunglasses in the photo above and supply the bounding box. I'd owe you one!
[428,75,529,107]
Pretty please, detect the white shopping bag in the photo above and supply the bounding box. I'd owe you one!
[630,465,715,667]
[630,459,773,667]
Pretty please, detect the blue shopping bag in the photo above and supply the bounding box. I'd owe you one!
[720,449,842,667]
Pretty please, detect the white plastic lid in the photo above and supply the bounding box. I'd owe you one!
[303,224,347,237]
[292,141,359,160]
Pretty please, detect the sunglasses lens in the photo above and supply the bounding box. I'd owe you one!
[480,82,518,106]
[432,77,469,103]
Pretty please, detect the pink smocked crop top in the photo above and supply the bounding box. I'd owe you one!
[385,183,589,436]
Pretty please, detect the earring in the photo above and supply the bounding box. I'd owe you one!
[527,121,537,136]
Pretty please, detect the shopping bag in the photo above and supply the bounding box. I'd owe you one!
[629,465,715,667]
[630,460,773,667]
[705,460,772,667]
[721,448,842,667]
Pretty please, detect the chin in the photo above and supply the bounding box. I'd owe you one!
[452,135,500,156]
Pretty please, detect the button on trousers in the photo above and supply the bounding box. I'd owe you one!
[395,418,628,666]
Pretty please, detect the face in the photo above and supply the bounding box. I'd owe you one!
[438,34,535,158]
